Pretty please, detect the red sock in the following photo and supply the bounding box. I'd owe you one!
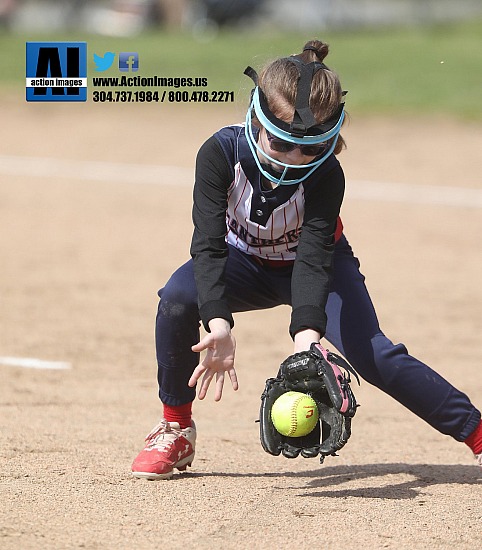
[163,402,193,429]
[464,419,482,455]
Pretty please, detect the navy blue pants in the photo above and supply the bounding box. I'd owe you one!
[156,236,480,441]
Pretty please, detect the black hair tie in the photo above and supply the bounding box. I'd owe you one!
[303,45,319,53]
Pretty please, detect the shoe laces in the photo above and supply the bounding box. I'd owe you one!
[144,420,184,451]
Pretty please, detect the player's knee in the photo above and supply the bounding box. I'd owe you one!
[344,333,409,389]
[157,276,198,320]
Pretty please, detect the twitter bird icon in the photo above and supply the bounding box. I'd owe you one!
[93,52,115,72]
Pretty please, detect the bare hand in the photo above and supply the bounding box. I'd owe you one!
[188,318,238,401]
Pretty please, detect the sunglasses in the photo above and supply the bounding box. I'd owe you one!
[265,130,328,156]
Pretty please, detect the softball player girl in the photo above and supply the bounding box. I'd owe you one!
[132,40,482,479]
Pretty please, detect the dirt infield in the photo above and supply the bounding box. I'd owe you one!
[0,97,481,549]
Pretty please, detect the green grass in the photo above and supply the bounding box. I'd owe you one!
[2,19,482,119]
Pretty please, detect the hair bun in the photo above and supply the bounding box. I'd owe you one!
[302,40,329,62]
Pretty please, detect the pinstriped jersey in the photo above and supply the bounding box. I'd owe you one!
[215,124,341,260]
[226,161,304,260]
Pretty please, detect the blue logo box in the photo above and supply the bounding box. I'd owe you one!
[26,42,87,102]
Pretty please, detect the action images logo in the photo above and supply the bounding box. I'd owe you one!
[26,42,87,102]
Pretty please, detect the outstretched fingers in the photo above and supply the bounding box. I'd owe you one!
[189,319,237,400]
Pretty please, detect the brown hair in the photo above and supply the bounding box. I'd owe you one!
[257,39,346,154]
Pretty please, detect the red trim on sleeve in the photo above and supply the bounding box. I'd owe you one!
[335,216,343,242]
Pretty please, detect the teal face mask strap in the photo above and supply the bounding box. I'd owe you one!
[245,103,341,186]
[252,87,344,145]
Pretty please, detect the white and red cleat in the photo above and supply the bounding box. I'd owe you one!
[131,419,196,480]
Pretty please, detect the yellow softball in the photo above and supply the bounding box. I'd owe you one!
[271,391,319,437]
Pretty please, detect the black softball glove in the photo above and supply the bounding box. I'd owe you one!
[259,343,359,463]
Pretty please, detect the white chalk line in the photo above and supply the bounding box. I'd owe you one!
[0,154,191,186]
[0,154,481,208]
[347,180,482,209]
[0,356,72,370]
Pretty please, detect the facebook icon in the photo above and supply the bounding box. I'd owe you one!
[119,52,139,72]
